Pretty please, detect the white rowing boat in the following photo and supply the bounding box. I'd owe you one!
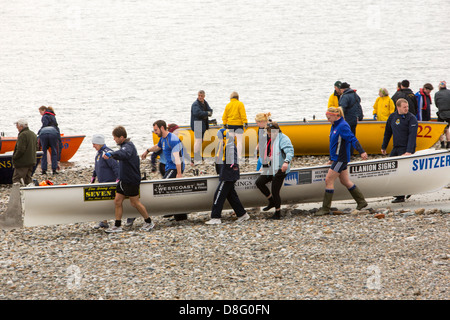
[21,149,450,227]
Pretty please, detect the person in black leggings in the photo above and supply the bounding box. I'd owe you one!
[255,122,294,220]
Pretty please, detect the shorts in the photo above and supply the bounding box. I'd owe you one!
[330,161,348,173]
[116,181,140,197]
[227,125,244,133]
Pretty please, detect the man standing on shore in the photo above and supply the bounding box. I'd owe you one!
[391,79,418,115]
[381,98,418,203]
[190,90,213,164]
[434,81,450,149]
[12,119,37,185]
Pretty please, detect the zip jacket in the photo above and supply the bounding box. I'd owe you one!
[329,117,365,162]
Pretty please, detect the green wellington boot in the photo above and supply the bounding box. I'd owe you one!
[349,186,368,210]
[314,191,333,216]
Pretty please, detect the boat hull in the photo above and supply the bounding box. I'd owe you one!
[0,152,43,184]
[154,120,447,157]
[22,149,450,227]
[0,135,85,162]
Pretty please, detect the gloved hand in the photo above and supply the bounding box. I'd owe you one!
[207,111,212,117]
[373,114,377,120]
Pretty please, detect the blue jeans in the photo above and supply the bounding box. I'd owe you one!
[40,133,59,171]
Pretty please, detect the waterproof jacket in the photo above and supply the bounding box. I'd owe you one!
[93,145,120,183]
[339,89,363,126]
[217,140,240,182]
[38,110,60,135]
[382,111,418,154]
[415,89,432,121]
[327,91,340,108]
[434,88,450,120]
[372,96,395,121]
[391,88,418,115]
[190,99,213,133]
[222,98,248,126]
[110,139,141,185]
[13,127,37,168]
[329,117,365,162]
[265,132,294,176]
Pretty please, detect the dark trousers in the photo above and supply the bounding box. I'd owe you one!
[40,133,59,171]
[255,169,287,209]
[211,181,246,219]
[391,146,408,199]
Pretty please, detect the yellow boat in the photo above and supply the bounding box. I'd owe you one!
[152,120,447,157]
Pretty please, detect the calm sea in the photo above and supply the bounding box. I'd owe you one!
[1,0,450,165]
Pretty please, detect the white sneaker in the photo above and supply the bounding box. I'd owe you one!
[141,221,155,231]
[236,213,250,223]
[105,226,123,233]
[205,218,222,225]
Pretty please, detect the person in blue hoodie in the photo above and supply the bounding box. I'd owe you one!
[102,126,154,233]
[315,107,368,216]
[255,122,294,220]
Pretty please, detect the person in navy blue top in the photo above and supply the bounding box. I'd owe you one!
[315,107,368,216]
[102,126,154,233]
[190,90,213,163]
[381,98,418,203]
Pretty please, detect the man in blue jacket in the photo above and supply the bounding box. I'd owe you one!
[103,126,154,233]
[381,98,418,203]
[190,90,213,163]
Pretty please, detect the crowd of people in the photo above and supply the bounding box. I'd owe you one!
[9,80,450,232]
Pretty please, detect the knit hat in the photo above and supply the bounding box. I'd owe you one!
[168,123,179,133]
[334,81,342,89]
[92,134,105,145]
[439,81,447,88]
[340,82,350,89]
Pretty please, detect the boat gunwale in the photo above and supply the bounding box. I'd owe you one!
[20,149,450,191]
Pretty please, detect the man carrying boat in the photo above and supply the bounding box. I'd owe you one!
[142,120,187,221]
[315,107,368,216]
[381,98,418,203]
[103,126,154,233]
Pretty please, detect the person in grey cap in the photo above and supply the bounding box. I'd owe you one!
[12,119,38,185]
[91,134,120,229]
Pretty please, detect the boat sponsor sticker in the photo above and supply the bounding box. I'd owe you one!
[312,168,329,183]
[84,185,116,201]
[411,154,450,171]
[153,179,208,196]
[235,175,258,191]
[284,171,312,186]
[349,160,398,178]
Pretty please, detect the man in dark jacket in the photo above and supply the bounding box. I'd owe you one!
[435,81,450,148]
[391,79,418,115]
[205,129,249,225]
[339,82,363,135]
[190,90,213,163]
[102,126,154,233]
[12,119,37,185]
[381,98,418,203]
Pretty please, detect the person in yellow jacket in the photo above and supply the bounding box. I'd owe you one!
[327,81,342,108]
[222,92,248,160]
[372,88,395,121]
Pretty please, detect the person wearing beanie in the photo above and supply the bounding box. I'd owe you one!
[327,81,342,108]
[91,134,121,229]
[435,80,450,149]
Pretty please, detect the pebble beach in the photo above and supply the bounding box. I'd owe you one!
[0,152,449,301]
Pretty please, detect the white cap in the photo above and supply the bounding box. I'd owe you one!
[92,134,105,145]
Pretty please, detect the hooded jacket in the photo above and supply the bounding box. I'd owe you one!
[222,98,248,126]
[391,88,418,115]
[339,89,363,126]
[372,96,395,121]
[434,88,450,120]
[415,89,432,121]
[110,139,141,185]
